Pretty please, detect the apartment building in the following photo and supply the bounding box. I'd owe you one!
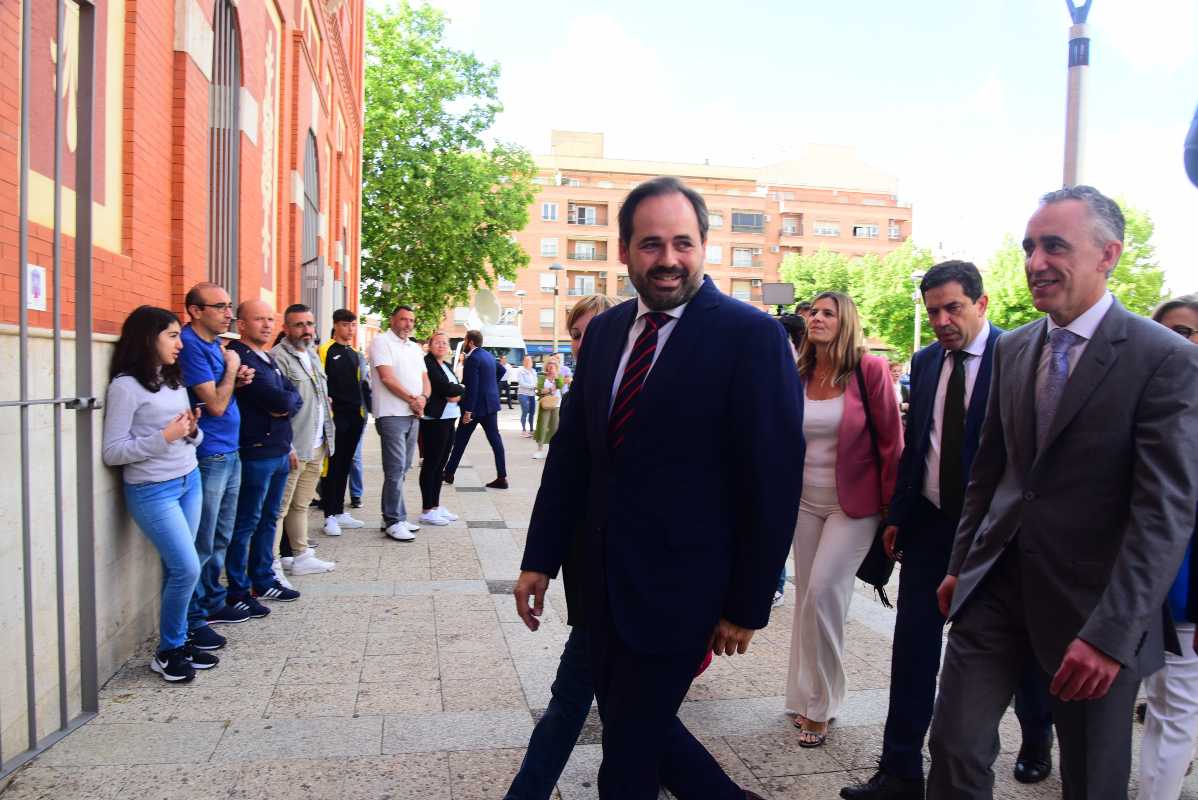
[445,131,912,358]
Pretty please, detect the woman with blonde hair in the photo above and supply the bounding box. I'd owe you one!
[786,291,903,747]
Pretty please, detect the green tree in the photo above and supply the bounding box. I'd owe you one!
[857,242,937,356]
[983,236,1041,331]
[779,248,858,305]
[361,2,536,336]
[1109,202,1167,315]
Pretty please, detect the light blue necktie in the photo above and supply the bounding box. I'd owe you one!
[1037,328,1082,449]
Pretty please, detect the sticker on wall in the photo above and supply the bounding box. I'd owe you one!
[27,265,48,311]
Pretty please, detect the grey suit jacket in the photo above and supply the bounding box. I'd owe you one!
[947,299,1198,676]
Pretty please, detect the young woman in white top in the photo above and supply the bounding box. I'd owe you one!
[515,356,538,437]
[786,292,903,747]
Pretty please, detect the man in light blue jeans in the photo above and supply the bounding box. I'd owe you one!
[377,415,419,532]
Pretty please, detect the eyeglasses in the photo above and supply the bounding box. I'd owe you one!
[1170,325,1197,340]
[196,302,234,312]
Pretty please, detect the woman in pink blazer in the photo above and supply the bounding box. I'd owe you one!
[786,291,903,747]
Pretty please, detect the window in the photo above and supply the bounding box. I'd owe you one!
[708,212,724,228]
[732,247,755,267]
[539,272,558,292]
[569,204,598,225]
[730,278,762,302]
[782,216,802,235]
[572,241,597,260]
[617,274,636,297]
[541,202,559,222]
[208,0,243,303]
[540,238,559,257]
[731,212,765,233]
[452,307,469,325]
[565,178,582,187]
[705,245,723,265]
[814,220,840,237]
[852,224,880,239]
[539,308,555,328]
[300,133,322,326]
[573,275,596,295]
[889,221,903,240]
[497,278,516,291]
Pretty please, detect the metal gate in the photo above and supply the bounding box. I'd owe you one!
[301,132,323,324]
[1,0,100,779]
[207,0,242,303]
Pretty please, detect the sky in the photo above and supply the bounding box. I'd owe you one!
[374,0,1198,292]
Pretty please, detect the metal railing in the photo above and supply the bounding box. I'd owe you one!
[568,251,606,261]
[3,0,101,779]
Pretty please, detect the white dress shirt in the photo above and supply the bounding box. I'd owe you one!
[1036,291,1114,388]
[609,298,687,416]
[923,321,991,509]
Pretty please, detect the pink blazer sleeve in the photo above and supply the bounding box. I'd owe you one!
[861,354,904,505]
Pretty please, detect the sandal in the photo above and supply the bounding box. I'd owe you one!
[792,714,808,728]
[798,726,827,748]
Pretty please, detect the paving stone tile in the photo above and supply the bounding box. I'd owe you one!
[167,684,274,722]
[821,723,885,771]
[36,722,227,766]
[361,653,439,682]
[0,765,129,800]
[441,676,528,712]
[94,688,181,723]
[678,696,794,738]
[340,753,453,799]
[182,656,287,689]
[113,762,242,800]
[447,748,526,800]
[355,680,443,715]
[278,654,364,684]
[266,683,360,718]
[439,651,519,681]
[555,743,601,800]
[211,716,383,760]
[393,580,488,595]
[724,730,843,777]
[226,757,348,799]
[763,769,867,798]
[382,711,534,753]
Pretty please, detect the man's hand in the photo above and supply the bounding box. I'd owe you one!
[461,411,472,425]
[235,365,254,387]
[514,570,549,631]
[936,575,958,618]
[882,525,900,561]
[288,450,299,470]
[409,396,426,417]
[708,618,755,656]
[223,347,241,373]
[1050,638,1121,701]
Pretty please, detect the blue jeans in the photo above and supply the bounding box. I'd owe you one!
[507,626,594,799]
[377,415,419,525]
[350,424,364,498]
[188,450,241,628]
[776,567,787,595]
[518,395,536,431]
[226,454,290,596]
[124,469,203,651]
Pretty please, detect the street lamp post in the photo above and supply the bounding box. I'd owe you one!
[1063,0,1093,187]
[513,289,527,335]
[550,262,565,357]
[911,270,926,355]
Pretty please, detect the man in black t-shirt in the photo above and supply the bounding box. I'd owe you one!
[322,309,370,534]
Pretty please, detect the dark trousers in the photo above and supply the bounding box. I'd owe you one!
[322,408,365,518]
[444,411,506,478]
[881,499,1052,780]
[506,626,594,799]
[928,546,1140,799]
[418,417,456,510]
[588,605,741,799]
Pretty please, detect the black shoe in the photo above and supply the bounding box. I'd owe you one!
[840,769,924,800]
[207,601,252,625]
[227,594,271,619]
[309,496,322,507]
[443,472,454,485]
[486,477,509,490]
[1136,701,1147,724]
[254,582,301,602]
[1013,737,1053,784]
[150,647,196,683]
[350,496,362,509]
[183,642,220,670]
[187,625,226,650]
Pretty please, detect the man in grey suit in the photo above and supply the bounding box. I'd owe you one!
[927,185,1198,799]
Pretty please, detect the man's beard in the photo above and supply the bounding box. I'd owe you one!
[628,266,703,311]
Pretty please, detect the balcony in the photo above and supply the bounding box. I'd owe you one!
[732,259,765,269]
[567,203,609,226]
[781,226,803,238]
[567,240,608,262]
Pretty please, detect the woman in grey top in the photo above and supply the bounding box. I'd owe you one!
[102,306,213,684]
[515,356,538,437]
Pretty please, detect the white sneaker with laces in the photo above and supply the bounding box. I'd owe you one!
[323,516,343,536]
[419,509,450,526]
[436,506,459,521]
[402,520,421,532]
[385,522,416,542]
[272,560,295,589]
[290,548,336,575]
[332,513,365,529]
[532,450,546,460]
[281,556,294,571]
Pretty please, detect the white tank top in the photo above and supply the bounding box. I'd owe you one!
[803,393,844,488]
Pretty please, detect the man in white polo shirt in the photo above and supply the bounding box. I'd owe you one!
[369,305,431,542]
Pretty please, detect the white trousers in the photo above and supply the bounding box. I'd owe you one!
[1139,621,1198,800]
[785,484,878,723]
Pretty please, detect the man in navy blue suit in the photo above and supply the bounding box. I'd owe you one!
[514,177,804,799]
[443,329,508,489]
[841,261,1051,800]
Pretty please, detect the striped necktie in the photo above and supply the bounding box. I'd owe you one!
[609,312,671,449]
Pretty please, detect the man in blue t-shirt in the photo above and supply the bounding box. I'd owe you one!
[177,282,256,649]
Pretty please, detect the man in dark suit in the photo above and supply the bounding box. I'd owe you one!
[841,261,1052,800]
[443,330,508,489]
[513,177,804,799]
[928,186,1198,799]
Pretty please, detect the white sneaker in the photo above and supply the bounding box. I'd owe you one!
[323,517,342,536]
[272,560,295,589]
[290,548,336,575]
[532,450,546,460]
[332,513,364,529]
[385,522,416,542]
[419,509,450,526]
[772,590,785,608]
[402,520,421,532]
[281,556,295,571]
[436,506,459,521]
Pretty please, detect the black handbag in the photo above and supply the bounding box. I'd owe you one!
[854,363,895,608]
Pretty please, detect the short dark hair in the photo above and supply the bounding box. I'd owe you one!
[110,306,183,392]
[283,303,311,320]
[464,329,484,348]
[778,313,806,350]
[920,260,984,302]
[796,301,813,314]
[391,304,414,317]
[332,308,356,324]
[183,281,224,318]
[617,176,708,248]
[1039,184,1125,245]
[1152,293,1198,324]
